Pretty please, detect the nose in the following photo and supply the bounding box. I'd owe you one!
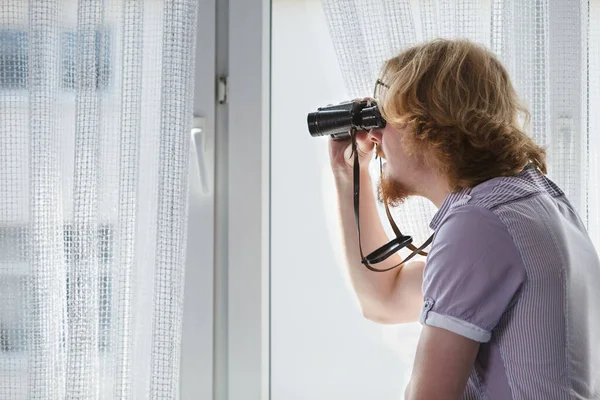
[367,128,383,144]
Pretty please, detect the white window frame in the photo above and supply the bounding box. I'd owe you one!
[179,0,217,398]
[227,0,271,399]
[180,0,271,399]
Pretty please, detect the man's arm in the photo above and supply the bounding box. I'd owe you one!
[405,326,479,399]
[333,169,424,324]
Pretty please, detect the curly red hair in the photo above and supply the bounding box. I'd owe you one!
[377,39,547,191]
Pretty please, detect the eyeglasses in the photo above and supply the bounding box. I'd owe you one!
[373,78,390,101]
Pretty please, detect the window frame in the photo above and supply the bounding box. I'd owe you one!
[179,0,271,399]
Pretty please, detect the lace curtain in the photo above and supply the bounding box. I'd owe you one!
[0,0,197,398]
[321,0,600,251]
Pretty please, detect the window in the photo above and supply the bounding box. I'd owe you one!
[0,28,111,90]
[0,31,28,89]
[0,224,114,354]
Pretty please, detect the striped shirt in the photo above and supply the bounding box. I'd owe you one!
[420,165,600,399]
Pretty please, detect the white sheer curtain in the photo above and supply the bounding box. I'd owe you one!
[0,0,197,398]
[321,0,600,251]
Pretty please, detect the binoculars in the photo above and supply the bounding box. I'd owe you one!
[306,100,386,140]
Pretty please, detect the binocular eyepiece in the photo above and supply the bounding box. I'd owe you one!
[307,100,386,140]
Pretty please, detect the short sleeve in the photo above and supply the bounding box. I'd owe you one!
[420,205,526,343]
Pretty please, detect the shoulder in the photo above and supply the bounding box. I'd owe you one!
[466,169,548,211]
[422,202,527,340]
[425,202,527,309]
[432,202,513,251]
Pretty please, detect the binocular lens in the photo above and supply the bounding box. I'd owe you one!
[307,107,354,138]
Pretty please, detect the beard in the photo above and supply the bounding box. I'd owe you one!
[374,145,415,207]
[377,173,414,207]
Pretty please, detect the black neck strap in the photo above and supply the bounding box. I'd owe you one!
[350,129,434,272]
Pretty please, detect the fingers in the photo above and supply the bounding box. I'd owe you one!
[328,130,372,147]
[355,129,368,139]
[354,130,375,154]
[328,134,351,145]
[350,97,374,102]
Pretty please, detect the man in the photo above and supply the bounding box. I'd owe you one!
[329,39,600,399]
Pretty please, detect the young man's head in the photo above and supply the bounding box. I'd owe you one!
[369,39,546,207]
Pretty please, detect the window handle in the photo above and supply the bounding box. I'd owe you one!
[191,116,211,195]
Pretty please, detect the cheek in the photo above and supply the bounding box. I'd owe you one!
[387,160,404,180]
[382,145,414,180]
[382,139,404,166]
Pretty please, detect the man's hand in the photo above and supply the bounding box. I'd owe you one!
[405,326,479,399]
[328,129,374,176]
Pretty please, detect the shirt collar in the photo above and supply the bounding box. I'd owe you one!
[429,188,471,231]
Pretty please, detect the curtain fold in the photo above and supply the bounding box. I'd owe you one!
[0,0,198,398]
[321,0,599,251]
[28,1,66,398]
